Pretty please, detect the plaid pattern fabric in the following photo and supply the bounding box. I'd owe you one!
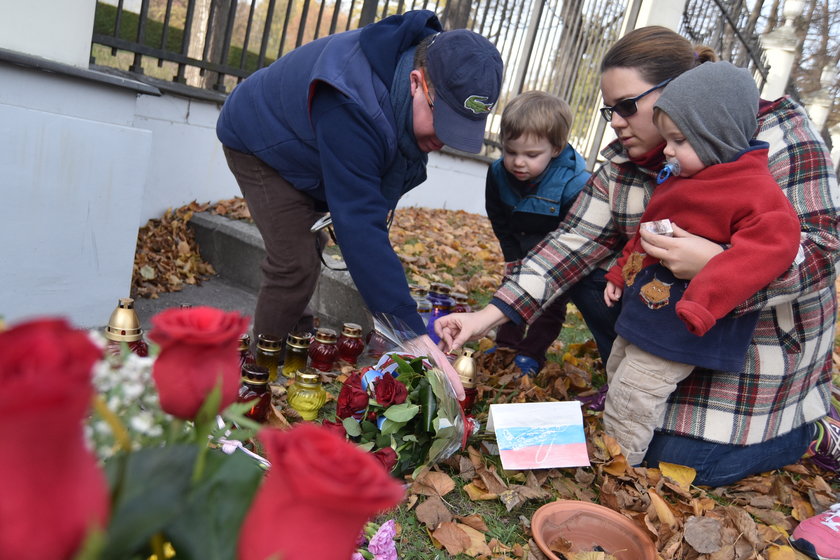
[495,97,840,444]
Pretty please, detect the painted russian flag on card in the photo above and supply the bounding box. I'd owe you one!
[487,402,590,470]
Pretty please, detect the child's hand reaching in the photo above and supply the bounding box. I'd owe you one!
[604,281,622,307]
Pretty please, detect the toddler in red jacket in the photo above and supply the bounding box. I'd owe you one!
[601,61,801,465]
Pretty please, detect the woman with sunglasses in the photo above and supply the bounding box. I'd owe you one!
[437,26,840,486]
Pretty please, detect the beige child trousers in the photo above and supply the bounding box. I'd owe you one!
[603,335,695,465]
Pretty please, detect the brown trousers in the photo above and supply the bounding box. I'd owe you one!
[222,146,324,347]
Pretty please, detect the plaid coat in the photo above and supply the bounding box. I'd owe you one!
[493,97,840,444]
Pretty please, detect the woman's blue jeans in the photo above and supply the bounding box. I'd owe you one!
[645,425,813,486]
[568,268,815,486]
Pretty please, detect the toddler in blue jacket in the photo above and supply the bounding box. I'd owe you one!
[485,91,591,375]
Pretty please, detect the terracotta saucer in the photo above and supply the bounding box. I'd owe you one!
[531,500,657,560]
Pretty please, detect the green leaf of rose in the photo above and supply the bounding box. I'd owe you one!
[383,403,420,423]
[342,417,362,437]
[379,418,407,435]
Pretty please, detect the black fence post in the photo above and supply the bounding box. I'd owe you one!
[359,0,378,27]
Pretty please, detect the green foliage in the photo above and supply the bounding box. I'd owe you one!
[100,446,264,560]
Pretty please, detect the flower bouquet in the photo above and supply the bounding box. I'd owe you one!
[329,314,467,478]
[0,308,405,560]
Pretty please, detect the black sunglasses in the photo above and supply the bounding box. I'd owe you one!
[599,78,673,122]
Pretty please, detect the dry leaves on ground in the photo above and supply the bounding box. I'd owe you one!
[131,199,505,300]
[131,201,216,299]
[398,342,839,560]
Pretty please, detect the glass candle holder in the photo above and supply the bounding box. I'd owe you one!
[452,347,478,414]
[452,292,471,313]
[410,284,432,326]
[308,328,338,372]
[237,364,271,423]
[255,334,283,382]
[238,333,255,368]
[287,368,327,421]
[425,298,453,344]
[365,329,391,360]
[337,322,365,365]
[104,297,149,357]
[282,332,311,378]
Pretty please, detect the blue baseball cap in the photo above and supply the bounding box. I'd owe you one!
[425,30,503,153]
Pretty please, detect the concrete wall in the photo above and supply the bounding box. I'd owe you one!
[0,63,151,327]
[0,0,95,68]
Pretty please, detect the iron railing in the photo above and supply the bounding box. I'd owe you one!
[89,0,773,163]
[680,0,770,91]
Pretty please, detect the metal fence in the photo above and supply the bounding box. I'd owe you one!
[679,0,769,92]
[89,0,771,163]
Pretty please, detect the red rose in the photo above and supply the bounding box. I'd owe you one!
[149,306,250,420]
[371,447,398,473]
[373,373,407,407]
[336,372,369,419]
[0,319,109,560]
[238,424,404,560]
[320,418,347,438]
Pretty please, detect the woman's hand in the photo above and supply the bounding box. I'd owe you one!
[639,223,723,279]
[434,305,508,353]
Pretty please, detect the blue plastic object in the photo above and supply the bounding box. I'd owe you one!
[656,159,681,184]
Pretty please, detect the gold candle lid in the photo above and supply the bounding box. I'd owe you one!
[409,284,429,298]
[286,332,312,348]
[104,298,143,342]
[257,334,282,351]
[241,364,269,384]
[430,282,452,295]
[452,347,477,388]
[452,292,469,303]
[238,333,251,351]
[314,328,337,344]
[295,368,321,384]
[341,323,363,338]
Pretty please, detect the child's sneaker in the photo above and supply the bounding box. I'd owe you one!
[805,417,840,473]
[513,354,540,377]
[790,503,840,560]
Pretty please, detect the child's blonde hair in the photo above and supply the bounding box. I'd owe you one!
[500,91,573,150]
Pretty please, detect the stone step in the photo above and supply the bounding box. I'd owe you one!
[189,211,373,333]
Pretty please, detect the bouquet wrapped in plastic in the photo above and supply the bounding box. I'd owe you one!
[331,313,467,478]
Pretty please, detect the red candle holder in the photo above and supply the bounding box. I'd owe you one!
[337,323,365,364]
[308,328,338,372]
[237,364,271,422]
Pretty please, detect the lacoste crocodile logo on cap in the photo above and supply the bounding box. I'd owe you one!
[463,95,494,114]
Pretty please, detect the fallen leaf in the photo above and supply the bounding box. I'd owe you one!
[457,514,489,532]
[463,481,498,501]
[684,515,723,553]
[432,522,471,555]
[459,522,493,556]
[659,462,696,490]
[413,470,456,497]
[416,495,453,529]
[648,488,678,528]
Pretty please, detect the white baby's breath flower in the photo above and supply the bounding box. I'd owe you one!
[130,411,155,435]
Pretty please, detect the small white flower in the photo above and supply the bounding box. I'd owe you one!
[130,412,155,435]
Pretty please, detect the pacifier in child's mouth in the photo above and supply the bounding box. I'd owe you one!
[656,159,681,184]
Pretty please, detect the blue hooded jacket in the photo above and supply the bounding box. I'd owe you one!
[217,11,442,334]
[486,145,590,261]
